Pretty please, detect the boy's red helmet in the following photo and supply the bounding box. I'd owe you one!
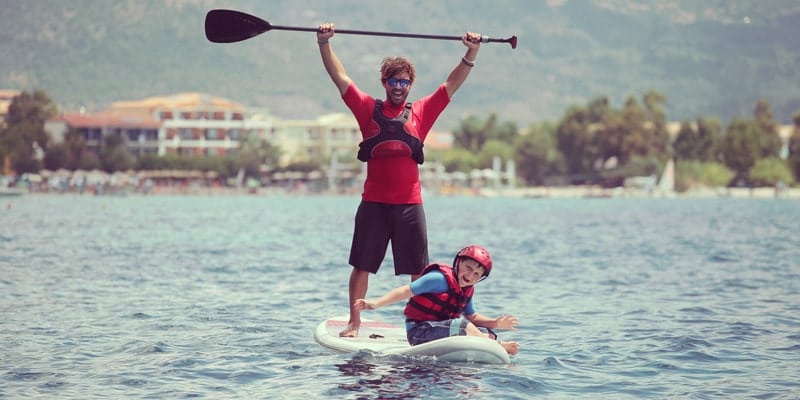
[455,245,493,278]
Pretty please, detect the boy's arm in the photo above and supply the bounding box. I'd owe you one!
[464,313,519,330]
[354,285,414,310]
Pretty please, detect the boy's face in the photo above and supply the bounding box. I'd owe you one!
[456,258,486,287]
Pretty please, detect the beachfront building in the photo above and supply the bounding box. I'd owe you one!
[44,92,375,168]
[45,111,162,156]
[0,89,21,129]
[271,112,361,166]
[46,93,274,158]
[41,91,465,192]
[43,91,454,170]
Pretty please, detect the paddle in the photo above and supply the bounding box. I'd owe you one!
[205,9,517,49]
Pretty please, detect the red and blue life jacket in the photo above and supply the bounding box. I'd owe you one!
[404,263,473,322]
[357,100,424,164]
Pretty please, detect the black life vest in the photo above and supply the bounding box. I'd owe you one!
[357,100,424,164]
[404,263,473,322]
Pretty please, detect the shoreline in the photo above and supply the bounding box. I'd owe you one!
[475,186,800,199]
[5,185,800,199]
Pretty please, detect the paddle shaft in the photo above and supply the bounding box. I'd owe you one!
[271,24,504,45]
[205,9,517,48]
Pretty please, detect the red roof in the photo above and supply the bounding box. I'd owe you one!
[425,129,453,150]
[0,89,21,100]
[55,111,162,129]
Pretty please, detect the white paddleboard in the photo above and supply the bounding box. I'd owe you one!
[314,316,511,364]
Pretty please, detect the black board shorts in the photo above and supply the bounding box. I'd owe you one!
[348,201,428,275]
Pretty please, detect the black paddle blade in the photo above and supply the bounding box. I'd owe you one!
[205,9,271,43]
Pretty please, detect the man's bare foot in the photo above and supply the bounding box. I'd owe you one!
[500,341,519,355]
[339,322,359,337]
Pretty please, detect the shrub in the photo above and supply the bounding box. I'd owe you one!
[675,161,733,191]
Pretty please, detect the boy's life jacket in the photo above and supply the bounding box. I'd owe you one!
[404,263,473,322]
[357,100,425,164]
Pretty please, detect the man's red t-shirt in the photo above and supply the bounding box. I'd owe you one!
[343,82,450,204]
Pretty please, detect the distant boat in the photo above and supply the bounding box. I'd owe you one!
[0,187,25,197]
[657,158,675,196]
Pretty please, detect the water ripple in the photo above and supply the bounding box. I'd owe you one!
[2,195,800,398]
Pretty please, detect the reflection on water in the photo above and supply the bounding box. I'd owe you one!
[334,352,488,399]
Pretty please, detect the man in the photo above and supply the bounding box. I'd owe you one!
[317,22,481,337]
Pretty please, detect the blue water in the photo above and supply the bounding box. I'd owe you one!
[2,194,799,399]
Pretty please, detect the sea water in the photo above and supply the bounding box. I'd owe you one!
[1,194,799,399]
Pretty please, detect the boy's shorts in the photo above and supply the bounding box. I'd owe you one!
[406,318,497,346]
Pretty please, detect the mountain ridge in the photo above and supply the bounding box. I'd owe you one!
[1,0,799,130]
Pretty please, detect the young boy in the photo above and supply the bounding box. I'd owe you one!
[354,245,520,355]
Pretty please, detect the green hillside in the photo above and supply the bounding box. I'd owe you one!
[1,0,799,130]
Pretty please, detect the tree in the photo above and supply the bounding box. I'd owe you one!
[44,134,102,172]
[452,113,519,153]
[720,118,761,183]
[555,97,608,176]
[515,122,564,185]
[100,133,134,172]
[788,110,800,182]
[476,139,514,169]
[232,134,282,178]
[439,147,478,173]
[453,115,490,153]
[618,96,648,163]
[1,124,43,173]
[556,108,594,175]
[675,161,733,191]
[673,121,699,161]
[593,93,669,167]
[673,117,721,162]
[753,99,782,158]
[555,93,668,181]
[135,153,171,171]
[700,118,724,162]
[448,113,519,176]
[77,150,102,171]
[750,158,794,187]
[43,143,69,170]
[0,90,58,174]
[641,90,669,158]
[493,118,519,145]
[594,106,626,164]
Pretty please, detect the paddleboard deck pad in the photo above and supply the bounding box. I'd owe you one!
[314,316,510,364]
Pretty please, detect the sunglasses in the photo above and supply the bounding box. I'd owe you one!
[385,78,412,88]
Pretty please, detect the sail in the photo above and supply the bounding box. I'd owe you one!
[657,159,675,194]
